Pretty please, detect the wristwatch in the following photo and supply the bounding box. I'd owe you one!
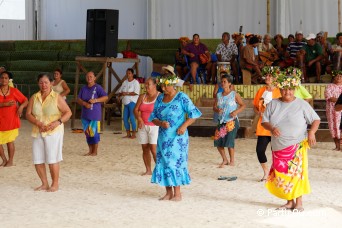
[58,119,62,125]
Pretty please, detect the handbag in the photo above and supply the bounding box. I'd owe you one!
[199,53,209,64]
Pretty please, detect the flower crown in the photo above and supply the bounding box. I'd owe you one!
[332,70,342,77]
[283,67,302,79]
[261,66,282,77]
[272,67,302,89]
[157,75,179,86]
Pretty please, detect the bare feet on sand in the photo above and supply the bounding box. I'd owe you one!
[141,171,152,176]
[170,195,182,202]
[47,186,59,192]
[4,161,14,167]
[34,185,49,191]
[158,194,173,201]
[228,162,235,166]
[84,152,97,156]
[0,160,7,167]
[218,161,228,168]
[122,135,131,138]
[130,135,136,139]
[276,203,294,210]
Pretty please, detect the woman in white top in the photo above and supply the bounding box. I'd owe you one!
[52,69,70,99]
[117,68,140,138]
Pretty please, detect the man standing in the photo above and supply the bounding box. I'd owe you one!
[299,33,323,82]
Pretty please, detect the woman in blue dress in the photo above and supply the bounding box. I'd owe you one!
[149,73,202,201]
[213,74,245,167]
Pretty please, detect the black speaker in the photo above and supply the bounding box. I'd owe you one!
[86,9,119,57]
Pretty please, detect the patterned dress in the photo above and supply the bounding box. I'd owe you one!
[148,92,202,187]
[214,91,240,148]
[324,83,342,138]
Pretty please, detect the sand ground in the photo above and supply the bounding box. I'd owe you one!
[1,120,342,228]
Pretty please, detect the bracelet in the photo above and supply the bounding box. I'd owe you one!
[58,119,62,125]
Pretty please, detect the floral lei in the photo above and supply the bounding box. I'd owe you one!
[273,67,301,89]
[261,66,281,77]
[332,70,342,77]
[157,75,179,86]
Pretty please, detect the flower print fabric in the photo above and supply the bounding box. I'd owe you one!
[148,92,202,186]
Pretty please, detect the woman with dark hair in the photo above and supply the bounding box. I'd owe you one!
[213,74,245,167]
[117,68,140,138]
[240,35,263,83]
[26,73,72,191]
[262,73,320,211]
[52,68,70,99]
[77,71,108,156]
[0,71,28,167]
[253,67,281,181]
[149,73,201,201]
[134,77,160,175]
[324,70,342,150]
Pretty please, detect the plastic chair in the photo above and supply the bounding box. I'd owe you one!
[183,56,206,84]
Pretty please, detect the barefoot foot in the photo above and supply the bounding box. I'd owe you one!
[34,185,49,191]
[158,194,172,201]
[0,160,7,166]
[122,135,131,138]
[83,152,92,156]
[141,171,152,176]
[218,161,228,168]
[47,186,59,192]
[170,195,182,202]
[4,161,14,167]
[276,203,294,210]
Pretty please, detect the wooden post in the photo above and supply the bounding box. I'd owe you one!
[267,0,270,34]
[339,0,341,32]
[70,57,140,130]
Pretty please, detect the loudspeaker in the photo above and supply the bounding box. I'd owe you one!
[86,9,119,57]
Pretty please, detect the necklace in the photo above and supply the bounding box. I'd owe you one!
[1,86,9,99]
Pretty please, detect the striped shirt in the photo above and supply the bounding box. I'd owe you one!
[286,41,306,59]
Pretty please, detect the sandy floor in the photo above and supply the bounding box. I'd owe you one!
[1,120,342,228]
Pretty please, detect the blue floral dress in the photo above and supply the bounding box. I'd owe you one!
[148,92,202,187]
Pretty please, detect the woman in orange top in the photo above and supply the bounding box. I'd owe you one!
[253,67,281,181]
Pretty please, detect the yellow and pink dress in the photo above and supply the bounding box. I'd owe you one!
[262,98,320,200]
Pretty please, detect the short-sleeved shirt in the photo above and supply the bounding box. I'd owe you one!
[258,43,275,52]
[286,41,306,59]
[31,90,62,137]
[0,87,27,131]
[117,79,140,105]
[262,98,320,151]
[78,84,107,121]
[184,42,209,63]
[216,43,238,62]
[301,43,323,62]
[240,45,255,69]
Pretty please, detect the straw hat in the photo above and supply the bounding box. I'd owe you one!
[162,65,175,75]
